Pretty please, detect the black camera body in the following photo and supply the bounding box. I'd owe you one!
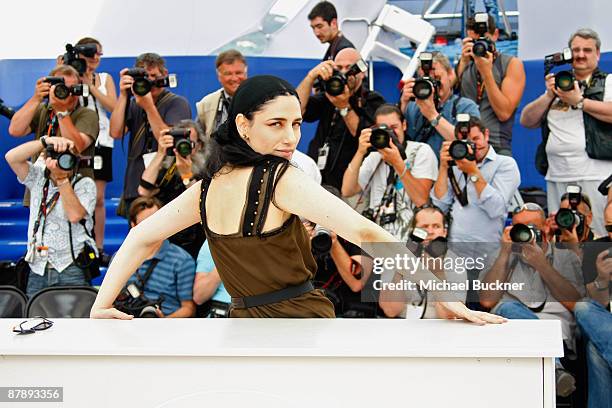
[413,52,440,102]
[368,125,405,157]
[45,144,78,171]
[449,139,476,162]
[471,13,495,58]
[0,98,15,119]
[318,59,367,97]
[555,185,585,236]
[44,76,89,100]
[166,128,192,158]
[407,228,448,258]
[126,68,177,96]
[544,48,575,92]
[63,43,98,75]
[510,223,542,252]
[114,284,164,318]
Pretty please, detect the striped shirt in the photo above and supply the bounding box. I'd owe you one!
[127,240,195,315]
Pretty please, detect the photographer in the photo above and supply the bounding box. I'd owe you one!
[379,205,467,319]
[5,137,97,297]
[479,203,585,397]
[8,65,99,183]
[432,117,520,243]
[137,120,207,257]
[307,1,354,61]
[297,48,385,190]
[457,14,526,155]
[109,53,191,216]
[342,104,437,241]
[400,52,480,159]
[196,50,247,138]
[521,29,612,238]
[192,241,231,318]
[303,186,376,317]
[124,197,196,318]
[72,37,118,264]
[573,204,611,408]
[547,191,594,261]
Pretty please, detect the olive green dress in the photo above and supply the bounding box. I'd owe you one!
[199,161,335,318]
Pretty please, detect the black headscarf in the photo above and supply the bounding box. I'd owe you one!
[203,75,299,182]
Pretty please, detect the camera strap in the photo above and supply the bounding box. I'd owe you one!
[32,177,62,247]
[448,168,469,206]
[504,255,548,313]
[66,176,97,267]
[353,157,385,210]
[134,259,160,292]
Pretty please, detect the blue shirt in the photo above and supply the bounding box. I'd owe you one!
[127,240,195,315]
[405,94,481,159]
[431,146,520,244]
[195,241,231,304]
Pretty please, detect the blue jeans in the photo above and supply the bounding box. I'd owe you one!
[26,263,88,298]
[574,300,612,408]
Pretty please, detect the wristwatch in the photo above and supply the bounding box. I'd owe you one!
[56,110,69,119]
[593,277,609,291]
[182,178,192,187]
[339,106,351,117]
[430,113,442,127]
[469,174,480,183]
[574,97,585,110]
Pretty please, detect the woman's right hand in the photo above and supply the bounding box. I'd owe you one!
[90,306,133,320]
[439,302,507,325]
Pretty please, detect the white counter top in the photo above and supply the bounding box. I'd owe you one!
[0,318,563,358]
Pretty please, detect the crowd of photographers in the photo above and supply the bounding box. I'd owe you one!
[1,1,611,404]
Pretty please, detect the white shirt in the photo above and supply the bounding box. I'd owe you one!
[82,72,112,148]
[358,142,438,241]
[546,74,612,182]
[19,159,97,276]
[292,149,322,184]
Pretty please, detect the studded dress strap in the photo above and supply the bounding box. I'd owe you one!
[199,180,210,231]
[241,160,282,237]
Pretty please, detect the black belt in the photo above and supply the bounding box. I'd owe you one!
[231,281,314,309]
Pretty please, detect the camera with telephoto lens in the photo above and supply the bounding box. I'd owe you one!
[45,144,78,171]
[471,13,495,58]
[44,76,89,100]
[454,113,471,140]
[62,43,98,75]
[0,98,15,119]
[544,47,574,92]
[318,59,367,96]
[510,223,542,252]
[413,52,440,101]
[311,224,333,256]
[166,128,192,158]
[555,185,585,236]
[125,68,178,96]
[114,284,164,318]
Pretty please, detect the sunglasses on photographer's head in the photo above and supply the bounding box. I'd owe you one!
[12,317,53,335]
[512,202,545,216]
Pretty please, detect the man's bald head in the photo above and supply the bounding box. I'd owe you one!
[335,48,360,65]
[333,48,365,94]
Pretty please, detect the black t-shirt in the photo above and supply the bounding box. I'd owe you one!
[123,91,191,200]
[581,236,611,283]
[304,87,385,190]
[323,34,355,61]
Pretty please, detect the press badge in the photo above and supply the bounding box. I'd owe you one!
[93,155,103,170]
[317,144,330,170]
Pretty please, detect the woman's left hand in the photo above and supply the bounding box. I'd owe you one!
[439,302,507,325]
